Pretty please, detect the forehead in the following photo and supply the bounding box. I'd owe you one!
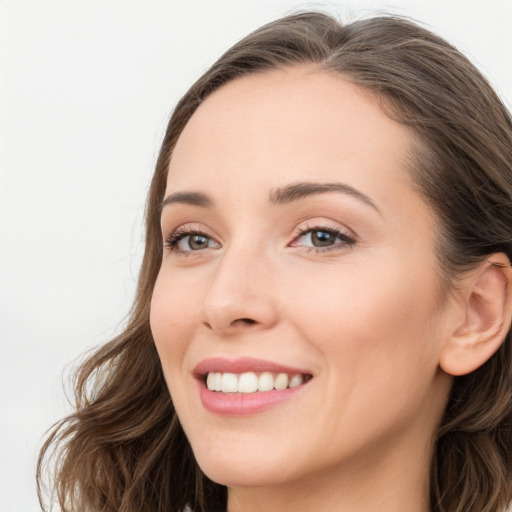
[167,67,416,203]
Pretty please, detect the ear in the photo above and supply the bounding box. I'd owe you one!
[440,253,512,376]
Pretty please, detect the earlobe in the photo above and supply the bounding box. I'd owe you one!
[440,253,512,376]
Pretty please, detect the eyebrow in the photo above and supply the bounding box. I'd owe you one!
[160,191,214,210]
[269,182,380,212]
[160,181,380,213]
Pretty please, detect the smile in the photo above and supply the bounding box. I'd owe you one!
[194,357,313,416]
[206,371,309,393]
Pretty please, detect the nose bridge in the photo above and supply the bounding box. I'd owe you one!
[200,238,278,333]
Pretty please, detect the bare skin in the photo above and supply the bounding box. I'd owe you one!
[150,67,497,511]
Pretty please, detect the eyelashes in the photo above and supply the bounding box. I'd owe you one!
[291,224,355,253]
[166,227,221,254]
[164,224,356,256]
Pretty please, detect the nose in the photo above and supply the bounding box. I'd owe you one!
[199,245,279,336]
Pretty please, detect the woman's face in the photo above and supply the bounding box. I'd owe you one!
[150,68,454,489]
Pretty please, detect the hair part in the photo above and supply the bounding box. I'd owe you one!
[38,11,512,512]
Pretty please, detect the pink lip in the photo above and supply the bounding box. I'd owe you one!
[194,357,312,417]
[193,356,310,376]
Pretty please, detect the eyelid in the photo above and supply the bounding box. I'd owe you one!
[164,223,222,254]
[289,222,356,252]
[292,219,355,240]
[163,220,356,256]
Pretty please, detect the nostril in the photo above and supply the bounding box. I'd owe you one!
[237,318,257,325]
[202,317,258,332]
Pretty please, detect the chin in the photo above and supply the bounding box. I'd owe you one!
[200,461,292,489]
[191,438,299,488]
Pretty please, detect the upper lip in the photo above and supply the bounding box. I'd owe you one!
[193,356,312,377]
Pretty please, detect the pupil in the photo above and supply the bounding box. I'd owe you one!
[189,235,208,250]
[312,231,333,247]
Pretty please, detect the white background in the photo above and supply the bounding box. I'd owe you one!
[1,1,511,510]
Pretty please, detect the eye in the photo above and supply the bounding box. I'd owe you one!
[290,225,355,252]
[165,228,220,253]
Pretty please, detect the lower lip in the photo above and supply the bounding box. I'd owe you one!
[198,381,307,416]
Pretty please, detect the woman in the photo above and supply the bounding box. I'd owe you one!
[38,11,512,512]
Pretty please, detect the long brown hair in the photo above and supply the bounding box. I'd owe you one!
[38,11,512,512]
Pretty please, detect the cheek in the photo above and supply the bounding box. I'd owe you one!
[285,256,443,388]
[149,271,198,372]
[279,259,446,458]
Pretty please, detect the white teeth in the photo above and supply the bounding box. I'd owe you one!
[274,373,289,390]
[238,372,259,393]
[214,372,222,392]
[206,372,215,390]
[258,372,274,392]
[206,371,308,393]
[221,373,238,393]
[289,374,303,388]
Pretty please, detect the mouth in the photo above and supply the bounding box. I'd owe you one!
[204,371,312,393]
[193,357,313,415]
